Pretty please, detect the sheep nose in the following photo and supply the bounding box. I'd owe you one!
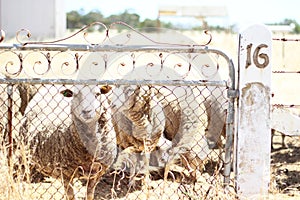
[82,110,92,115]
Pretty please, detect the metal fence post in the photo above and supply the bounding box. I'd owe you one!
[7,84,14,165]
[236,24,272,198]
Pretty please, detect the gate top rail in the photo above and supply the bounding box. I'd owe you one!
[0,43,229,58]
[0,21,235,90]
[0,77,227,87]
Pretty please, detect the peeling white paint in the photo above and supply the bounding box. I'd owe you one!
[236,24,272,198]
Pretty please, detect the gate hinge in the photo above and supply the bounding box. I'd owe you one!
[227,89,239,98]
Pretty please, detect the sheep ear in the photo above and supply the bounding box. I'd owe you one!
[60,89,73,97]
[100,85,112,94]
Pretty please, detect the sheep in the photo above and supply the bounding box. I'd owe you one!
[102,28,228,180]
[112,85,222,181]
[111,85,165,149]
[271,107,300,149]
[0,82,37,143]
[152,86,213,181]
[111,85,166,177]
[106,55,227,182]
[18,84,117,200]
[110,83,213,182]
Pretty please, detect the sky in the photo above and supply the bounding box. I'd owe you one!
[64,0,300,28]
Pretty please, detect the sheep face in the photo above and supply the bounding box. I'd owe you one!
[61,85,112,123]
[111,85,151,112]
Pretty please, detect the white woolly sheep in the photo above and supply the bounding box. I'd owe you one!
[19,84,117,200]
[154,85,213,180]
[102,31,228,180]
[106,63,226,181]
[111,85,167,177]
[111,84,213,181]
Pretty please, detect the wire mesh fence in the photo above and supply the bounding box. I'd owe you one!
[0,23,236,199]
[271,36,300,140]
[268,36,300,196]
[1,82,232,200]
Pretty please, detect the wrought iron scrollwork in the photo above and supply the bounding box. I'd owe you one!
[0,30,5,43]
[15,21,212,47]
[0,21,234,82]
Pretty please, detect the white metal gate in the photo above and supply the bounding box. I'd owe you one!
[0,22,237,199]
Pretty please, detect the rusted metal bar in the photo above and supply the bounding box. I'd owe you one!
[7,84,13,165]
[272,104,300,108]
[273,38,300,42]
[223,59,236,185]
[272,70,300,73]
[0,78,227,87]
[13,21,212,47]
[0,44,227,56]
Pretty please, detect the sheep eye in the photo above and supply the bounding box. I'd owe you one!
[100,85,112,94]
[60,89,73,98]
[95,92,101,97]
[124,87,134,95]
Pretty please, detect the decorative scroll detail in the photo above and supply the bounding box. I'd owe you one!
[0,51,22,77]
[23,52,51,76]
[16,29,32,45]
[0,22,233,81]
[0,51,79,79]
[15,21,212,47]
[197,53,221,79]
[162,53,191,79]
[0,50,230,81]
[51,52,79,77]
[0,30,5,43]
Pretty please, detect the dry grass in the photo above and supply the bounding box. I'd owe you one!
[0,133,237,199]
[0,138,30,200]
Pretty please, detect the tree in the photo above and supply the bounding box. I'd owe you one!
[81,10,106,31]
[139,19,158,29]
[67,10,83,29]
[272,19,300,34]
[106,10,140,31]
[138,19,174,32]
[282,19,300,34]
[81,10,104,26]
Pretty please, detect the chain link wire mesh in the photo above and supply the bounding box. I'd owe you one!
[0,82,230,200]
[0,25,236,199]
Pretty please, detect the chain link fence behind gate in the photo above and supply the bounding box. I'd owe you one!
[0,24,236,199]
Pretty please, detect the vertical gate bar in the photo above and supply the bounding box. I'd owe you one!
[223,99,235,185]
[7,84,13,165]
[223,59,237,185]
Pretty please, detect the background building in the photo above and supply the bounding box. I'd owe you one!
[0,0,66,39]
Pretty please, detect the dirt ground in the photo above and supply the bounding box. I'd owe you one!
[270,131,300,198]
[92,134,300,200]
[25,159,232,199]
[22,134,300,200]
[0,132,295,200]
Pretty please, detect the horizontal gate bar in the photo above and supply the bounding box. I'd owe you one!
[0,78,228,87]
[0,44,231,58]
